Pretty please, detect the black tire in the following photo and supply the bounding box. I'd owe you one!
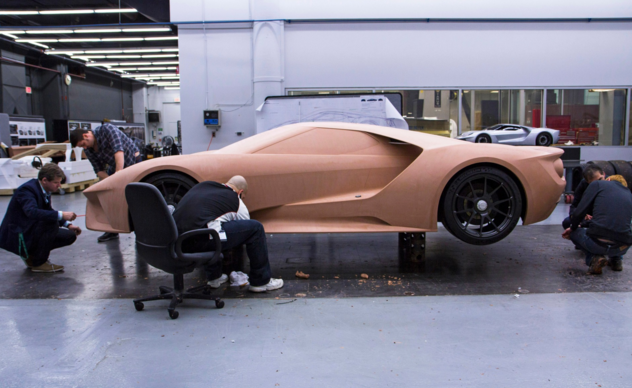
[168,309,179,319]
[442,166,523,245]
[475,134,492,143]
[143,172,197,210]
[216,300,225,309]
[134,301,144,311]
[535,132,553,146]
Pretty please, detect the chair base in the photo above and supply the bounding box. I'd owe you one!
[133,274,224,319]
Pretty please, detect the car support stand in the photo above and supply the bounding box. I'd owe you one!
[398,232,426,272]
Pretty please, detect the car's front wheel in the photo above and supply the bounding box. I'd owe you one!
[476,134,492,143]
[536,133,553,146]
[442,166,522,245]
[143,172,196,212]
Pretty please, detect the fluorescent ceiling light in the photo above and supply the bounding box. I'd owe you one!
[59,38,101,42]
[102,37,144,42]
[71,55,107,59]
[1,33,19,39]
[589,89,615,92]
[159,77,180,80]
[82,50,124,54]
[141,54,177,58]
[75,29,123,33]
[95,8,137,13]
[26,42,49,49]
[138,67,167,70]
[86,62,111,66]
[16,39,58,43]
[25,30,74,34]
[145,36,178,41]
[0,11,39,15]
[162,48,179,52]
[40,10,95,15]
[122,28,171,33]
[106,55,142,58]
[0,31,26,34]
[152,61,179,65]
[123,49,165,53]
[165,87,180,90]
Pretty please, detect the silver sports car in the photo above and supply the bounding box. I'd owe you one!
[457,124,559,146]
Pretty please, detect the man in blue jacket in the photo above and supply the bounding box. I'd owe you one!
[0,164,82,273]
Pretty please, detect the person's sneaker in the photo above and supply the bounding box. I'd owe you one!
[249,278,284,293]
[30,261,64,273]
[609,257,623,271]
[98,232,119,242]
[207,273,229,288]
[587,255,608,275]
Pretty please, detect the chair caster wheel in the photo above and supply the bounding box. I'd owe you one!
[134,302,144,311]
[216,300,225,309]
[168,309,179,319]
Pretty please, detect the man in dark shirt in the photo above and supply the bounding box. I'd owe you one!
[562,177,632,274]
[562,164,605,229]
[70,123,141,242]
[0,164,81,272]
[173,176,283,292]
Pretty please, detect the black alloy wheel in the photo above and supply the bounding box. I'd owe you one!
[143,172,197,212]
[536,133,553,146]
[442,166,522,245]
[476,134,492,143]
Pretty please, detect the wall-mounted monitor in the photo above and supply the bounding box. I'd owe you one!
[147,111,161,123]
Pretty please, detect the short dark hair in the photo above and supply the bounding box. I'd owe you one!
[38,163,65,182]
[583,164,604,181]
[69,129,91,147]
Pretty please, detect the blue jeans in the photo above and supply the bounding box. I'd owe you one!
[187,220,272,287]
[570,228,630,266]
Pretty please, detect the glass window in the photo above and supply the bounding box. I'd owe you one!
[402,90,459,138]
[546,89,627,146]
[462,89,543,132]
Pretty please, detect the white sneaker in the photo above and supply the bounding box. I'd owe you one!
[207,273,229,288]
[249,278,284,293]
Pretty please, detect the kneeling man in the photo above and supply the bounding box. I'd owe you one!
[173,176,283,292]
[0,164,82,272]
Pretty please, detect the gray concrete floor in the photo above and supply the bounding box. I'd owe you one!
[0,192,631,387]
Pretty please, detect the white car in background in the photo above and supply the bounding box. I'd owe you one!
[457,124,559,146]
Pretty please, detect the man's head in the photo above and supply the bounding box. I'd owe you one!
[607,174,628,188]
[226,175,248,199]
[38,163,66,193]
[583,164,605,184]
[69,129,95,149]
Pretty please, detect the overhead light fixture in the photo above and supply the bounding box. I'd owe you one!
[490,90,499,93]
[102,37,144,42]
[80,50,124,54]
[1,33,19,39]
[0,11,39,15]
[75,29,123,33]
[40,10,95,15]
[152,61,179,65]
[589,89,615,92]
[122,28,171,33]
[16,39,58,43]
[25,30,74,34]
[165,87,180,90]
[141,54,178,58]
[59,38,101,42]
[145,36,178,41]
[95,8,137,13]
[0,30,26,34]
[86,62,111,66]
[138,67,167,70]
[105,55,142,59]
[123,49,169,53]
[162,48,179,52]
[26,42,49,49]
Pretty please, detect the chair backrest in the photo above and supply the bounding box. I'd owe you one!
[125,183,178,247]
[126,183,196,274]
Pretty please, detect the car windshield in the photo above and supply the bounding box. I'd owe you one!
[486,125,502,130]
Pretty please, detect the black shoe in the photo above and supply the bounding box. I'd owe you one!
[587,256,608,275]
[609,258,623,271]
[98,232,119,242]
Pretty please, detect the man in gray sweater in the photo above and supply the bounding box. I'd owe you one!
[562,177,632,274]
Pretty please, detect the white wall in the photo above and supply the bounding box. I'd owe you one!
[173,1,632,153]
[144,86,181,143]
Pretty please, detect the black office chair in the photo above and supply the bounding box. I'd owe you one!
[125,182,225,319]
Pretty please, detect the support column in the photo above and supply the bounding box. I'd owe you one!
[253,21,284,133]
[399,232,426,263]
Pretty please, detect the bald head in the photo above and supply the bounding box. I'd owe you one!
[226,175,248,198]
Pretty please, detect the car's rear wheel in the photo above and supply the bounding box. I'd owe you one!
[536,133,553,146]
[143,172,196,212]
[476,134,492,143]
[442,166,522,245]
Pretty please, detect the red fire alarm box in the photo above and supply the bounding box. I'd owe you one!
[25,86,32,94]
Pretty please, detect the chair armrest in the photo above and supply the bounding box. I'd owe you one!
[175,228,222,264]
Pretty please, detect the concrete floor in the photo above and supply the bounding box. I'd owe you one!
[0,192,631,387]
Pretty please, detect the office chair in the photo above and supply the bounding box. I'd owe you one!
[125,182,225,319]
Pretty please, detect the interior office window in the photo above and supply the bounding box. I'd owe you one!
[462,90,542,132]
[546,89,627,146]
[401,90,459,138]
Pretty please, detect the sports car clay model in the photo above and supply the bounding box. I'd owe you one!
[457,124,559,146]
[84,122,565,245]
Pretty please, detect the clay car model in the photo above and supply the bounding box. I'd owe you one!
[457,124,559,146]
[84,122,565,245]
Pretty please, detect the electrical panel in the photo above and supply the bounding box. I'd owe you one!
[204,110,221,128]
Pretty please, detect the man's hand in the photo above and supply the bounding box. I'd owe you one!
[62,212,77,221]
[584,214,593,221]
[562,228,572,240]
[68,224,82,236]
[97,171,109,180]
